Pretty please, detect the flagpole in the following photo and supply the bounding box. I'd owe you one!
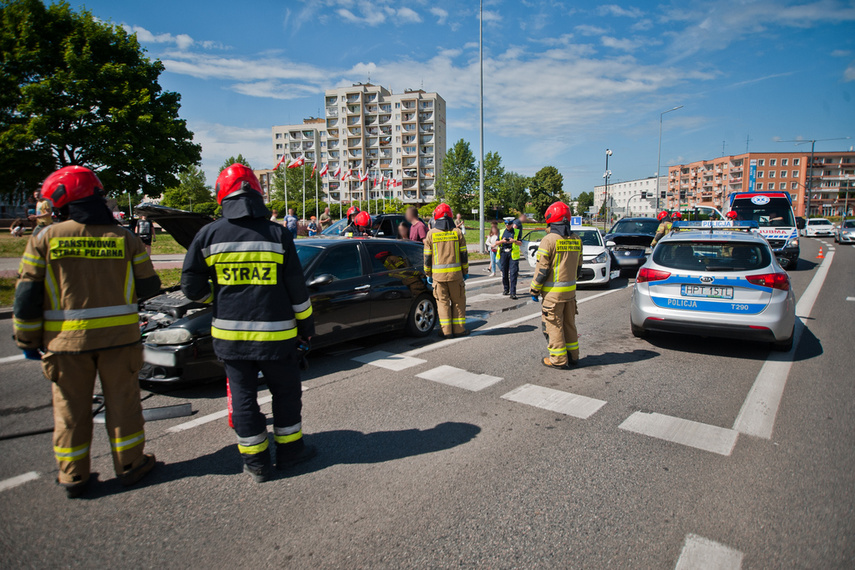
[478,0,485,254]
[302,164,306,221]
[314,164,319,221]
[284,165,288,214]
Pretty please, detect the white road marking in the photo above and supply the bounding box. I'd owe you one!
[417,365,503,391]
[619,412,739,456]
[847,297,855,302]
[466,276,502,286]
[352,350,427,371]
[0,354,26,364]
[0,471,40,493]
[733,250,834,439]
[168,394,272,433]
[502,384,607,419]
[403,285,633,358]
[467,292,511,304]
[674,534,744,570]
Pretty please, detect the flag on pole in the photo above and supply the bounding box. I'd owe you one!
[320,164,329,177]
[287,156,305,169]
[359,170,369,183]
[332,165,341,179]
[311,162,317,178]
[273,154,287,171]
[343,168,352,181]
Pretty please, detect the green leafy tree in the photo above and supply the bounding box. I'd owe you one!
[500,171,530,215]
[576,191,594,216]
[528,166,564,219]
[482,151,505,211]
[160,166,212,211]
[436,139,477,215]
[219,154,253,173]
[0,0,201,199]
[270,164,316,211]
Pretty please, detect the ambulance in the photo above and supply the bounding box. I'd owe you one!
[726,192,803,270]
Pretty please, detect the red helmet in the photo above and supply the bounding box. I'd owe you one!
[355,211,371,228]
[671,212,683,221]
[544,201,571,224]
[433,203,453,220]
[215,164,262,205]
[657,211,670,221]
[346,206,360,219]
[726,211,738,220]
[41,166,103,209]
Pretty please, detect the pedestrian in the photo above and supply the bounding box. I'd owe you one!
[405,206,428,243]
[32,193,53,236]
[424,203,469,338]
[307,216,318,236]
[135,214,155,255]
[485,222,499,276]
[454,213,465,231]
[10,217,26,237]
[284,208,299,237]
[319,207,332,231]
[181,164,316,482]
[397,221,410,240]
[530,201,582,369]
[13,166,161,498]
[499,217,523,299]
[270,209,279,222]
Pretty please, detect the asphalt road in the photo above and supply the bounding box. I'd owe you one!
[0,238,852,568]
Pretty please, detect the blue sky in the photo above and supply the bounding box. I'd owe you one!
[77,0,855,197]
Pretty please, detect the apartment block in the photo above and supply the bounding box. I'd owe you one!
[593,176,667,219]
[272,83,446,205]
[664,151,855,217]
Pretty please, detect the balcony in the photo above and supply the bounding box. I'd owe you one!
[348,149,361,158]
[419,101,433,109]
[403,168,418,178]
[403,135,416,144]
[302,142,314,150]
[302,130,314,138]
[403,180,417,189]
[379,115,391,125]
[402,124,416,132]
[421,168,434,178]
[325,96,337,106]
[404,157,417,167]
[379,137,391,146]
[379,104,391,113]
[367,150,378,159]
[346,105,361,115]
[347,139,360,148]
[419,125,433,133]
[380,126,392,135]
[326,108,338,118]
[289,131,301,140]
[380,150,391,158]
[420,180,435,190]
[419,112,433,122]
[380,159,392,168]
[402,113,416,122]
[326,118,338,128]
[346,94,360,103]
[328,140,339,149]
[364,116,377,125]
[366,93,377,103]
[347,117,361,126]
[402,101,416,110]
[419,158,434,167]
[329,150,340,159]
[347,127,361,136]
[420,145,433,155]
[289,143,301,151]
[419,134,433,144]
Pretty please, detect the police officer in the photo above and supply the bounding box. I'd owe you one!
[650,211,673,247]
[499,217,523,299]
[530,202,582,369]
[342,206,361,237]
[181,164,316,482]
[14,166,161,498]
[424,203,469,338]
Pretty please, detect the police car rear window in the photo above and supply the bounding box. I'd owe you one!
[652,241,771,272]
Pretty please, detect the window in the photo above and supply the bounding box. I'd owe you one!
[275,144,283,150]
[395,125,401,132]
[794,158,800,165]
[756,183,763,189]
[275,133,282,139]
[768,183,775,190]
[757,171,764,178]
[365,243,411,271]
[792,171,799,178]
[395,102,400,108]
[770,159,777,166]
[782,158,788,166]
[313,244,363,281]
[653,241,771,272]
[780,170,787,178]
[768,171,775,178]
[758,159,765,166]
[792,182,798,190]
[396,158,402,164]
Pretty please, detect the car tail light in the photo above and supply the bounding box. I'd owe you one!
[636,268,671,283]
[746,272,790,291]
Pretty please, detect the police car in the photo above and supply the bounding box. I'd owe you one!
[630,221,796,351]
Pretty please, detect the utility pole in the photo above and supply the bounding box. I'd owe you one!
[656,105,683,211]
[478,0,485,253]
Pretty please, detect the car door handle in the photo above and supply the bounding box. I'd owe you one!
[355,285,370,291]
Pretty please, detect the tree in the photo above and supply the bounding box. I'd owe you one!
[0,0,201,199]
[500,172,530,215]
[528,166,564,218]
[270,164,314,210]
[219,154,253,173]
[576,191,594,216]
[160,166,212,211]
[482,151,505,211]
[436,139,477,215]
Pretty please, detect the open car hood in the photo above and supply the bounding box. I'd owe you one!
[135,204,215,249]
[606,234,654,246]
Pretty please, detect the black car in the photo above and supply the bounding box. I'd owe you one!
[135,205,437,384]
[322,213,407,238]
[603,217,659,271]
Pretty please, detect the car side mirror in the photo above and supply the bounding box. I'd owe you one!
[606,241,616,247]
[307,274,334,288]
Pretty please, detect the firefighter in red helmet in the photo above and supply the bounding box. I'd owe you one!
[351,211,372,237]
[651,211,673,248]
[13,166,161,498]
[182,164,317,482]
[423,203,469,338]
[530,201,583,368]
[342,206,361,237]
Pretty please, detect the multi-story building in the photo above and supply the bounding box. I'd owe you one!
[593,176,666,219]
[272,83,446,205]
[252,169,275,202]
[665,151,855,217]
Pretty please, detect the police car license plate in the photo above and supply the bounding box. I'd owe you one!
[680,285,733,299]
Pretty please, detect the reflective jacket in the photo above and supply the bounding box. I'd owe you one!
[530,227,582,301]
[651,221,672,247]
[181,212,314,361]
[500,225,522,261]
[14,220,159,353]
[424,219,468,283]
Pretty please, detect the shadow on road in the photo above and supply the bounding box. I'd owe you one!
[580,348,659,368]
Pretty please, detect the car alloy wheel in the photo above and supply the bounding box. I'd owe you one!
[408,295,437,336]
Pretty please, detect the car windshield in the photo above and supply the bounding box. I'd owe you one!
[609,220,659,235]
[577,230,603,246]
[295,244,323,268]
[731,198,795,227]
[843,220,855,228]
[653,240,772,272]
[809,219,832,225]
[322,218,347,236]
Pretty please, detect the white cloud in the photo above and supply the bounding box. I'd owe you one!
[482,9,502,22]
[844,62,855,82]
[231,80,322,100]
[122,24,227,51]
[831,49,852,57]
[397,7,422,23]
[189,121,273,183]
[574,24,607,36]
[430,7,449,25]
[597,4,644,18]
[601,36,646,51]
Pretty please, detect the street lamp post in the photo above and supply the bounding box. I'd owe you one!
[604,149,612,229]
[656,105,683,211]
[478,0,485,254]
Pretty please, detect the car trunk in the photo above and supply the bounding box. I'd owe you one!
[134,204,214,249]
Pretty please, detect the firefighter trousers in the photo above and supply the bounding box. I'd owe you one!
[541,297,579,366]
[42,344,147,485]
[224,354,302,468]
[433,279,467,336]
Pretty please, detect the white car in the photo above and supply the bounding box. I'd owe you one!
[801,218,836,237]
[522,226,618,286]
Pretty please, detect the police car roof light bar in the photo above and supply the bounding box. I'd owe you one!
[672,220,760,233]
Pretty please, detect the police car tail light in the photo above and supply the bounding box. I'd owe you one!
[746,272,789,291]
[636,268,671,283]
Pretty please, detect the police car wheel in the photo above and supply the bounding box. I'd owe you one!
[407,294,437,337]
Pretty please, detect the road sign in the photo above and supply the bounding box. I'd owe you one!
[570,216,583,228]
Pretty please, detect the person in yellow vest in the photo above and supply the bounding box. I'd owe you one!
[530,201,583,369]
[650,211,673,247]
[498,217,523,299]
[424,203,469,338]
[14,166,161,498]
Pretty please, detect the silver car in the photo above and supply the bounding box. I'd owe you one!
[630,224,796,351]
[835,218,855,244]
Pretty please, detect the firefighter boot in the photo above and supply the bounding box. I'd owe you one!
[57,474,90,499]
[276,439,317,471]
[242,449,272,483]
[119,453,157,487]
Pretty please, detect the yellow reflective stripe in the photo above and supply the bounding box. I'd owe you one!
[541,285,577,293]
[548,347,567,355]
[54,442,90,461]
[238,438,270,455]
[211,327,297,342]
[110,430,145,452]
[125,262,134,304]
[294,306,313,320]
[21,253,46,268]
[439,318,452,325]
[205,251,283,266]
[530,281,543,291]
[13,318,43,331]
[44,313,139,332]
[45,265,59,310]
[452,318,466,324]
[133,251,150,265]
[432,266,463,273]
[273,430,303,444]
[567,342,579,350]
